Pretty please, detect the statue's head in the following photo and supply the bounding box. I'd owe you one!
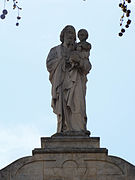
[60,25,76,44]
[78,29,88,42]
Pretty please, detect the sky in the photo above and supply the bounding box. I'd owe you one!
[0,0,135,170]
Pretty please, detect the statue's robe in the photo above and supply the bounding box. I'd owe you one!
[46,44,92,133]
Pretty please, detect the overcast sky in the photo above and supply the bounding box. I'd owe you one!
[0,0,135,169]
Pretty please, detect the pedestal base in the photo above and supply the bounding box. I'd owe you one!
[0,135,135,180]
[33,136,107,154]
[41,136,100,149]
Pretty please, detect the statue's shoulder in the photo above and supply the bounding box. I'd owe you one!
[47,45,62,62]
[49,45,61,53]
[49,45,62,59]
[86,41,92,49]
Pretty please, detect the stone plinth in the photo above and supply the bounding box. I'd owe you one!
[41,136,100,149]
[0,135,135,180]
[33,136,107,155]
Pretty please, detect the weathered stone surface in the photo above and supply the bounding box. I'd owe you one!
[46,25,92,133]
[41,136,100,149]
[0,136,135,180]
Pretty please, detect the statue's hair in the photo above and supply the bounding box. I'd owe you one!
[78,29,88,40]
[60,25,76,43]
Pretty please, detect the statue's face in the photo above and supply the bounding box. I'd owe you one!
[78,30,87,41]
[64,27,76,45]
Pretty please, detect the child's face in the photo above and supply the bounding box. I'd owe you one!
[78,31,87,41]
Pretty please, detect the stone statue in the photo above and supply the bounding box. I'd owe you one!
[46,25,92,135]
[77,29,92,58]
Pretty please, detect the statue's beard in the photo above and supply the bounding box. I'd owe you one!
[66,40,75,50]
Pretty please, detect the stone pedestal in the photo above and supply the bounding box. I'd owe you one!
[40,136,100,149]
[0,134,135,180]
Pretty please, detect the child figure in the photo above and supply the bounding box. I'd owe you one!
[69,29,92,71]
[77,29,92,58]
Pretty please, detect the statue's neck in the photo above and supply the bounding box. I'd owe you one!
[63,42,75,51]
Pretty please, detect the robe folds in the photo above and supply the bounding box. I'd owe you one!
[46,44,92,133]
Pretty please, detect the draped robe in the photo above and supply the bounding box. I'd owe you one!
[46,44,92,133]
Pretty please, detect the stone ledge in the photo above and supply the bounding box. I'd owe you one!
[32,148,108,155]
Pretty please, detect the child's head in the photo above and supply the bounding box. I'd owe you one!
[78,29,88,41]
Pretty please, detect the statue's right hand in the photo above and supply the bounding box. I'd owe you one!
[70,53,80,63]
